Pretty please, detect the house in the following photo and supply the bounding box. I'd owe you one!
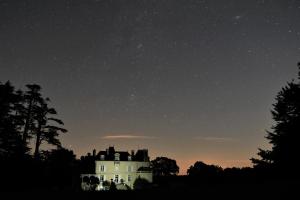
[81,146,153,190]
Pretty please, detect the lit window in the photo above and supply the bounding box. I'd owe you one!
[100,155,105,160]
[100,175,104,181]
[128,175,131,182]
[115,153,120,161]
[128,155,132,161]
[114,175,119,183]
[100,165,105,172]
[127,165,132,172]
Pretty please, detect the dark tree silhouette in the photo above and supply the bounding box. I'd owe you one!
[1,81,71,191]
[0,81,28,158]
[133,177,152,190]
[109,180,117,191]
[1,82,67,159]
[82,176,90,184]
[43,148,77,189]
[79,152,97,174]
[251,63,300,178]
[33,98,67,159]
[151,157,179,176]
[90,176,100,191]
[187,161,223,178]
[102,180,111,190]
[22,84,43,145]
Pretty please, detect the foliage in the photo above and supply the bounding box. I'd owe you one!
[187,161,223,178]
[43,148,77,188]
[133,177,152,190]
[0,81,71,191]
[251,63,300,178]
[82,176,90,184]
[0,81,28,159]
[32,98,67,159]
[90,176,100,191]
[109,181,117,191]
[151,157,179,176]
[0,81,67,159]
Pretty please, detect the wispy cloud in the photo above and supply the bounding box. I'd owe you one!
[101,134,157,140]
[194,136,238,142]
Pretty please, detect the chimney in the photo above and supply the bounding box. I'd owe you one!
[131,150,135,156]
[92,149,96,157]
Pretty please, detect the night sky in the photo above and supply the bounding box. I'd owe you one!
[1,0,300,174]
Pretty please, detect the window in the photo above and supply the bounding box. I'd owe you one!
[127,165,132,172]
[128,155,132,161]
[114,175,119,183]
[100,175,104,182]
[114,153,120,161]
[128,175,131,182]
[100,155,105,160]
[100,165,105,172]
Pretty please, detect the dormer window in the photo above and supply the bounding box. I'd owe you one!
[100,155,105,160]
[128,155,132,161]
[114,153,120,161]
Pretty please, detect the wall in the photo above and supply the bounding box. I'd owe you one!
[95,160,152,189]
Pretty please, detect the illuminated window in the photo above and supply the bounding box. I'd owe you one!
[114,174,119,183]
[100,175,104,181]
[127,165,132,172]
[115,153,120,161]
[100,155,105,160]
[128,175,131,182]
[100,165,105,172]
[128,155,132,161]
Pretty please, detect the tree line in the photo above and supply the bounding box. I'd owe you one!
[0,82,75,191]
[0,82,67,160]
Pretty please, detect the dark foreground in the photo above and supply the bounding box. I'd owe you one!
[6,180,298,200]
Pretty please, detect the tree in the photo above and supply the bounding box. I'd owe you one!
[90,176,100,191]
[251,63,300,178]
[102,180,111,190]
[109,180,117,191]
[151,157,179,176]
[44,148,77,187]
[0,81,28,159]
[33,98,67,159]
[133,177,151,190]
[22,84,43,145]
[187,161,223,178]
[0,81,71,191]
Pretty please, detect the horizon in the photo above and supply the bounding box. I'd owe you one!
[1,0,300,175]
[74,144,253,175]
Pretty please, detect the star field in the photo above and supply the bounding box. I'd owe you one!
[1,0,300,174]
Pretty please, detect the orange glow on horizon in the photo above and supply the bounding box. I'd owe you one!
[178,158,252,175]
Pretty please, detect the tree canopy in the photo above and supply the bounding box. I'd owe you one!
[0,81,67,160]
[251,63,300,178]
[0,81,28,159]
[187,161,223,178]
[151,157,179,176]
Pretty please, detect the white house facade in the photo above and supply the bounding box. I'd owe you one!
[81,146,153,190]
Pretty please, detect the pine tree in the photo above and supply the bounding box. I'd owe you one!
[252,63,300,178]
[33,98,67,159]
[22,84,43,144]
[0,81,28,159]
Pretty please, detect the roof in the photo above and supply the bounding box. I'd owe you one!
[95,146,149,162]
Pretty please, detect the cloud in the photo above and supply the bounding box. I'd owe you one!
[101,134,157,140]
[194,136,238,142]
